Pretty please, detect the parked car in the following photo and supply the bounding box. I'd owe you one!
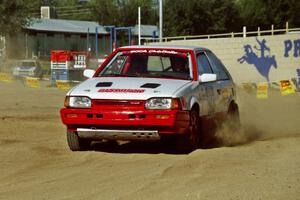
[60,45,240,153]
[12,59,43,78]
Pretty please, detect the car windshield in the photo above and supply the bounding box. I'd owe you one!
[97,50,192,80]
[20,61,36,68]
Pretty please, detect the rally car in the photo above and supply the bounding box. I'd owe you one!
[60,45,239,152]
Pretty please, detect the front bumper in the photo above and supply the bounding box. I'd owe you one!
[77,128,160,141]
[60,108,190,136]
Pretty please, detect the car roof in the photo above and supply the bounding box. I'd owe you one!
[119,45,209,52]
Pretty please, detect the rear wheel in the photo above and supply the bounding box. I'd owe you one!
[175,108,201,153]
[67,132,91,151]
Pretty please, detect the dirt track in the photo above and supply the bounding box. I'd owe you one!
[0,81,299,200]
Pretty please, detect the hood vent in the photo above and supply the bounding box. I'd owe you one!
[96,82,113,87]
[140,83,161,89]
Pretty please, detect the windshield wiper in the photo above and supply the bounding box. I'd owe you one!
[102,73,139,77]
[143,73,191,80]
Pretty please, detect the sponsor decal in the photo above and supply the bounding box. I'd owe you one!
[148,50,178,54]
[56,80,71,90]
[98,88,145,93]
[129,50,179,54]
[130,50,147,53]
[0,73,12,82]
[280,80,295,96]
[256,82,268,99]
[26,77,40,88]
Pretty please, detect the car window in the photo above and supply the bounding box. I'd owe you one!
[206,51,229,80]
[100,54,127,75]
[21,61,36,67]
[148,56,162,71]
[196,52,213,75]
[148,56,172,71]
[98,51,191,80]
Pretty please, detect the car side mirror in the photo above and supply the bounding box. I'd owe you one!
[198,73,217,83]
[83,69,95,78]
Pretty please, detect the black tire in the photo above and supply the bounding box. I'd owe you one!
[67,132,91,151]
[175,108,201,153]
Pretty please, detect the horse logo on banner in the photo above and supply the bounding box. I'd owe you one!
[237,38,277,81]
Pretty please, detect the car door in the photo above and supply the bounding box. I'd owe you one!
[205,51,233,114]
[195,51,216,116]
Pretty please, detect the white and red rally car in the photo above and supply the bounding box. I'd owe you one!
[60,45,239,152]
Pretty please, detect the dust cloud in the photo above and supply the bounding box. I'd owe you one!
[216,88,300,146]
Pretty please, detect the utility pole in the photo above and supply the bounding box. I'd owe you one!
[159,0,163,42]
[138,7,141,45]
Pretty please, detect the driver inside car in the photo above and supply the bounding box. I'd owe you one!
[170,56,189,74]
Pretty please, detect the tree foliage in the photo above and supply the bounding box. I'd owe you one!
[89,0,119,25]
[0,0,40,36]
[237,0,300,30]
[1,0,300,37]
[163,0,241,36]
[90,0,157,26]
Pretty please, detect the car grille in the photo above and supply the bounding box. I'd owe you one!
[92,100,145,109]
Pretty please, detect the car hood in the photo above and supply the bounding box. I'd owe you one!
[68,77,192,100]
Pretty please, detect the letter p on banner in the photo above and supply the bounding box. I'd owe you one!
[256,82,268,99]
[280,80,295,96]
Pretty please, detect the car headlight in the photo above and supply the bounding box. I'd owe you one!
[145,98,181,110]
[64,96,91,108]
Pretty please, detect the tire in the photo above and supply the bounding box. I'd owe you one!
[175,108,201,153]
[67,132,91,151]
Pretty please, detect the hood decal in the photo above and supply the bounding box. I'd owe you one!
[96,82,113,87]
[98,88,145,93]
[140,83,161,89]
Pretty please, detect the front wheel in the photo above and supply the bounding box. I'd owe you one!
[67,132,91,151]
[175,109,201,153]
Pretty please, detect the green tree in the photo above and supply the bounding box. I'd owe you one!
[51,0,93,20]
[118,0,157,26]
[0,0,40,36]
[90,0,119,25]
[163,0,241,36]
[237,0,300,30]
[90,0,157,26]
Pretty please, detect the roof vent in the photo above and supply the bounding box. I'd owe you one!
[41,6,50,19]
[140,83,161,89]
[96,82,113,87]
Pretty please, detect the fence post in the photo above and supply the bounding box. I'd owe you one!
[271,24,274,35]
[231,32,234,38]
[257,27,260,36]
[243,26,246,38]
[286,21,289,33]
